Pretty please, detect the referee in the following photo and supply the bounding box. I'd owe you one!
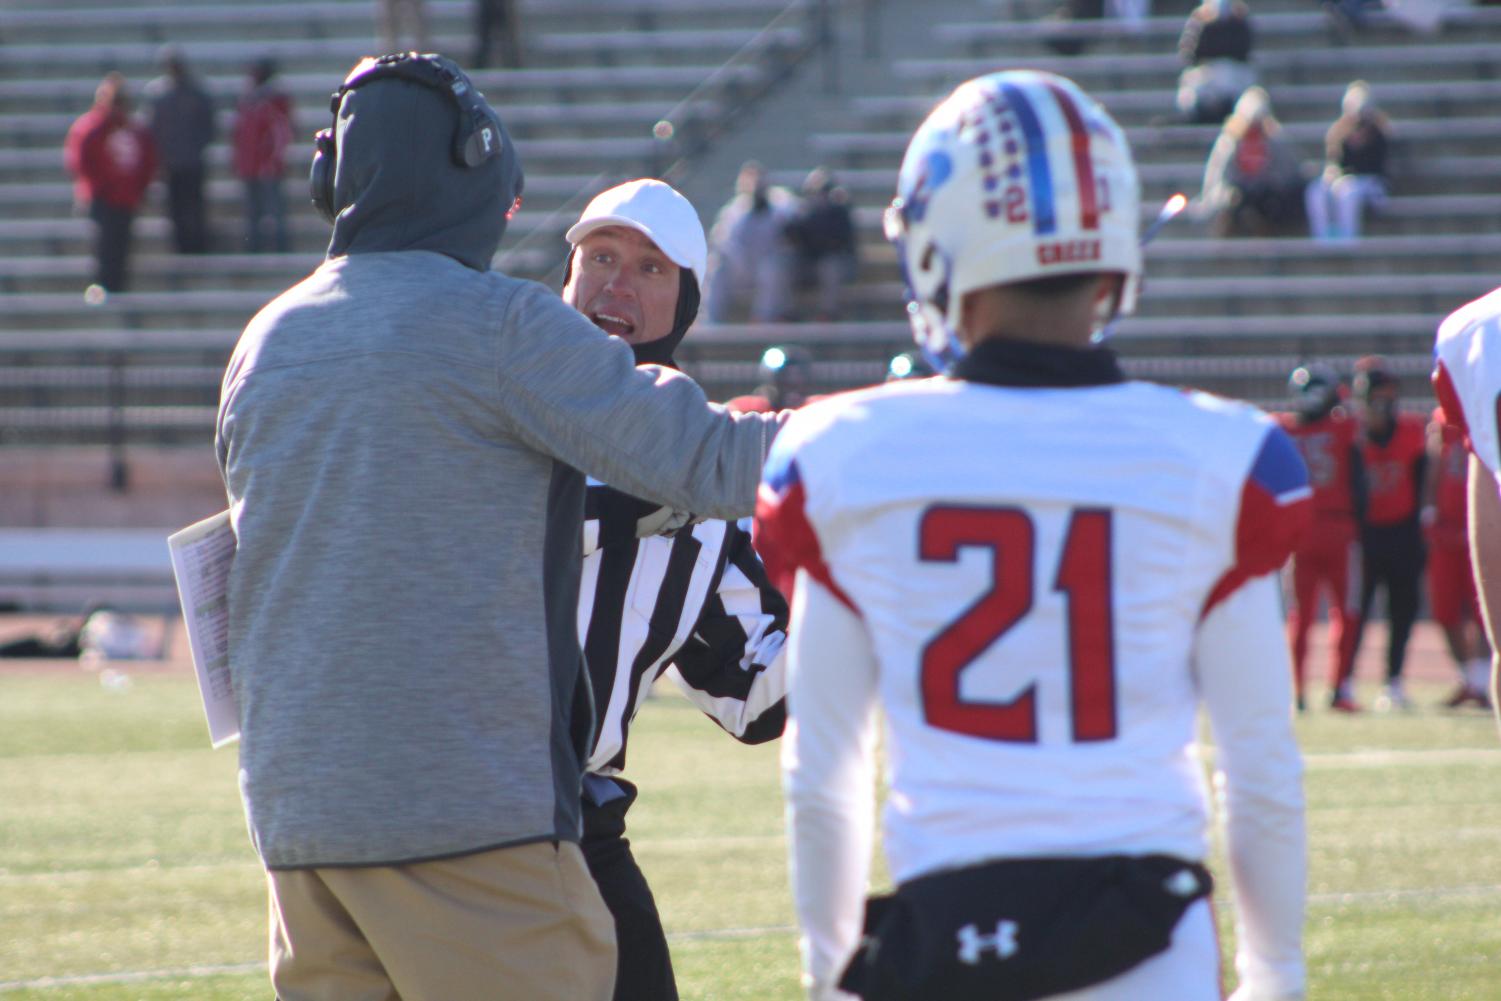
[562,179,790,1001]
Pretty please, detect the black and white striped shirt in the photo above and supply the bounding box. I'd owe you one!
[578,481,789,778]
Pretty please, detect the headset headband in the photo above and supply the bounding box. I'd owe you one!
[332,53,502,168]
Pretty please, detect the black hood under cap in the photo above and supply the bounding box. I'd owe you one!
[325,73,524,272]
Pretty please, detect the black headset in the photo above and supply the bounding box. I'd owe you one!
[309,53,504,224]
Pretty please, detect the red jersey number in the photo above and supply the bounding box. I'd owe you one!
[918,506,1118,744]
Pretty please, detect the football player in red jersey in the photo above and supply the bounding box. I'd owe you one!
[1276,364,1366,711]
[1425,405,1492,708]
[1349,356,1428,710]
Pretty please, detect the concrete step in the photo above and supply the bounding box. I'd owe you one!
[0,0,800,41]
[893,41,1501,93]
[848,79,1501,132]
[810,116,1501,167]
[0,132,671,185]
[0,97,724,151]
[933,7,1501,58]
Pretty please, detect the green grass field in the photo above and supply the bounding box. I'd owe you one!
[3,631,1500,1000]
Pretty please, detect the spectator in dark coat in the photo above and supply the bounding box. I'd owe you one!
[1305,81,1392,241]
[784,167,857,322]
[232,58,294,253]
[145,46,215,254]
[64,73,158,294]
[1176,0,1256,123]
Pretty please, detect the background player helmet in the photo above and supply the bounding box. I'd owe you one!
[757,344,814,408]
[883,70,1142,371]
[1288,362,1340,418]
[1352,354,1398,400]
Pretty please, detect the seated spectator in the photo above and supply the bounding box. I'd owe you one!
[1199,87,1305,237]
[1176,0,1256,124]
[784,167,857,322]
[1383,0,1457,32]
[703,162,796,324]
[1305,81,1391,242]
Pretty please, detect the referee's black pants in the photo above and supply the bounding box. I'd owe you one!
[1356,519,1426,683]
[581,778,679,1001]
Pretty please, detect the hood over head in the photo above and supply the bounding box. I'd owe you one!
[326,71,523,272]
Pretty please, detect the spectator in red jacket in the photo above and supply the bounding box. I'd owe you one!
[232,58,294,253]
[64,72,157,294]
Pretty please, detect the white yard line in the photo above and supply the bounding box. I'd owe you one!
[1308,883,1501,905]
[0,861,257,884]
[1301,747,1501,769]
[0,963,264,993]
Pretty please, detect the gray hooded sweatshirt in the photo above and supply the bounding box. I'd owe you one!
[216,74,780,869]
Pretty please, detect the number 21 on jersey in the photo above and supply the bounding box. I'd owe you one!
[918,505,1118,744]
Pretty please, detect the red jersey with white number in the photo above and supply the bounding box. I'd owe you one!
[757,375,1311,882]
[1275,409,1359,536]
[1431,409,1469,548]
[1360,413,1427,527]
[1434,285,1501,485]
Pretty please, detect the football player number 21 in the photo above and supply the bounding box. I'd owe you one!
[918,505,1117,744]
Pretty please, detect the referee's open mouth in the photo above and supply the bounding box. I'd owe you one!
[590,311,636,339]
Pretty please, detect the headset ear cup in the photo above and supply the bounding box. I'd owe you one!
[310,129,337,224]
[458,116,500,168]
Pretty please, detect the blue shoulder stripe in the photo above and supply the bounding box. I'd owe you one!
[1249,426,1310,501]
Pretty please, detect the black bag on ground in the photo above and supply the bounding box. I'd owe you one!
[836,853,1212,1001]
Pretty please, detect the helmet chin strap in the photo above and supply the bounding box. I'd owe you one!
[1089,282,1127,345]
[630,270,698,368]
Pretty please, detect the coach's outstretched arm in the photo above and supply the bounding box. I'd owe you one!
[496,283,782,521]
[1194,573,1307,1001]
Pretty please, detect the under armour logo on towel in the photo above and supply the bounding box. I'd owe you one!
[956,920,1019,965]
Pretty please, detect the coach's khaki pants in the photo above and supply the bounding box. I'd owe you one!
[267,840,616,1001]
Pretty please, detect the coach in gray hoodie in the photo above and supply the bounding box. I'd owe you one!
[216,55,780,1001]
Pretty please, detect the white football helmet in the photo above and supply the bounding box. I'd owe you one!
[884,70,1142,370]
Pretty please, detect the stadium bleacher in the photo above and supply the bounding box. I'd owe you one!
[1,0,1498,606]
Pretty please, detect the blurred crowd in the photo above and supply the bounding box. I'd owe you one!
[64,49,293,295]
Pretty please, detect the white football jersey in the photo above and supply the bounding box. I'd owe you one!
[1434,285,1501,483]
[758,374,1310,884]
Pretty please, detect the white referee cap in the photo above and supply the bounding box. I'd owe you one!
[565,178,708,278]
